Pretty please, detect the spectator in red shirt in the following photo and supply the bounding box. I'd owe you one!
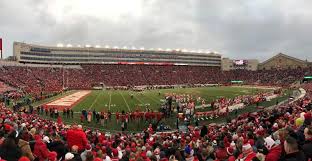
[33,136,53,161]
[66,125,88,151]
[264,136,282,161]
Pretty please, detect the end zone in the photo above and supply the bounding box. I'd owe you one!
[44,90,91,110]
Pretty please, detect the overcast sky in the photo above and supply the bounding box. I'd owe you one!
[1,0,312,61]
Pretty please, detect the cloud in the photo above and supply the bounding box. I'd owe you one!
[0,0,312,61]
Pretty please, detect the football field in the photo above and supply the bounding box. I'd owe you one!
[67,86,269,112]
[36,86,290,132]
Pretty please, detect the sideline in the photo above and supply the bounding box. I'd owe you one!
[266,88,305,110]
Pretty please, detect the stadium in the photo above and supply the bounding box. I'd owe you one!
[1,40,312,160]
[1,1,312,161]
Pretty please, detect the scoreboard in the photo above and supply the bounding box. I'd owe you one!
[233,60,248,66]
[222,58,258,71]
[232,60,248,69]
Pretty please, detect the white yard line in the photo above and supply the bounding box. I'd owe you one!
[89,92,102,110]
[133,93,145,104]
[119,91,131,112]
[108,91,112,111]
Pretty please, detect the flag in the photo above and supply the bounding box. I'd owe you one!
[0,38,2,59]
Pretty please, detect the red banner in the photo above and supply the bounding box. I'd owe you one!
[117,62,174,66]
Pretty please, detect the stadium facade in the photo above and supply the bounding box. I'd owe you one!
[13,42,221,66]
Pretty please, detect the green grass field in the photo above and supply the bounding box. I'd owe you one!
[32,86,294,132]
[71,86,269,112]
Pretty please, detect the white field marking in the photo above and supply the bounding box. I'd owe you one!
[231,85,278,90]
[89,91,102,110]
[35,91,73,107]
[46,91,91,107]
[119,91,131,112]
[133,93,145,104]
[108,91,112,111]
[241,90,249,93]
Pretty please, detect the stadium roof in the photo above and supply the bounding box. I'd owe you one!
[15,42,221,56]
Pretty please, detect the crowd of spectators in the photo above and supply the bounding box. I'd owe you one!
[0,79,311,161]
[0,63,310,119]
[0,65,311,97]
[223,69,310,87]
[0,82,15,94]
[0,66,64,97]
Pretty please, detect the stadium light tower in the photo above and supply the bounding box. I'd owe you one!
[140,47,144,50]
[85,44,91,48]
[182,49,188,52]
[123,46,128,49]
[113,46,119,49]
[158,48,163,51]
[57,43,64,47]
[166,48,171,51]
[95,45,101,48]
[66,44,72,47]
[105,45,110,48]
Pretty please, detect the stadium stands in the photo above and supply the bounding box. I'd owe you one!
[0,64,311,96]
[0,66,63,96]
[0,81,15,94]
